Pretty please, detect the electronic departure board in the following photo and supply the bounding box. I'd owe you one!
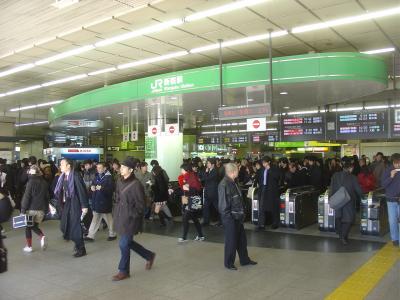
[196,136,221,144]
[223,134,248,144]
[252,132,279,143]
[281,115,325,141]
[390,108,400,138]
[326,110,388,140]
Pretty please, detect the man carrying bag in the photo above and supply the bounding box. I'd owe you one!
[329,157,363,245]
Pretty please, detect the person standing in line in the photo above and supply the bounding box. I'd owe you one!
[218,163,257,270]
[381,153,400,247]
[371,152,386,187]
[112,158,156,281]
[84,162,116,242]
[20,165,49,252]
[178,163,205,243]
[136,162,153,220]
[330,158,363,245]
[257,156,281,231]
[202,158,220,226]
[54,159,89,258]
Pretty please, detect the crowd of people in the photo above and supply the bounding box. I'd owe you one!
[0,150,399,278]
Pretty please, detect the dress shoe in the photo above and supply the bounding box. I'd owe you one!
[73,248,87,258]
[112,272,130,281]
[340,238,348,246]
[84,237,94,242]
[271,225,279,230]
[392,240,399,247]
[107,236,117,241]
[146,253,156,270]
[241,260,257,266]
[201,222,210,227]
[226,265,237,271]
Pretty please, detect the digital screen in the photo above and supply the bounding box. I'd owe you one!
[197,136,221,144]
[224,135,248,144]
[252,132,279,143]
[326,110,388,140]
[390,108,400,138]
[281,114,325,141]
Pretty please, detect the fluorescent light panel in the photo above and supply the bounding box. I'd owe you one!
[117,51,188,69]
[186,0,268,21]
[10,100,63,112]
[42,74,87,87]
[15,121,49,127]
[35,45,95,65]
[6,85,41,96]
[292,6,400,33]
[361,47,395,54]
[0,63,35,78]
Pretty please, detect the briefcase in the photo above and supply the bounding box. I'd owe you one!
[12,215,34,229]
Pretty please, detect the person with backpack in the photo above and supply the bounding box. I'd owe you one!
[178,163,205,243]
[20,165,49,252]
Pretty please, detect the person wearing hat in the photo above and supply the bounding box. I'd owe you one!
[112,158,156,281]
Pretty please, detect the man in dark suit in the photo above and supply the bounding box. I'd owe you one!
[257,156,281,231]
[202,158,220,226]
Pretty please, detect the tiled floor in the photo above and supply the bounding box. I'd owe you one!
[0,219,397,300]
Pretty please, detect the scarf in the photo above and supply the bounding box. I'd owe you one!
[54,171,75,201]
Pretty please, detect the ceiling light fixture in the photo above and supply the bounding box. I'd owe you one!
[331,107,363,112]
[42,74,87,87]
[0,63,35,78]
[35,45,95,65]
[361,47,395,55]
[292,6,400,33]
[117,51,188,69]
[9,100,64,112]
[287,110,319,115]
[6,85,41,96]
[283,106,290,109]
[15,120,49,127]
[88,67,117,76]
[280,92,288,95]
[196,109,203,112]
[185,0,268,22]
[190,31,287,53]
[95,19,184,47]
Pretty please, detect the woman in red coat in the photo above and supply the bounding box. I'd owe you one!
[357,159,376,194]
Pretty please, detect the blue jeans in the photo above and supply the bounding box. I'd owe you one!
[386,201,399,242]
[118,234,154,275]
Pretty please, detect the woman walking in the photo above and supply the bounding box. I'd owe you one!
[151,165,172,226]
[21,165,49,252]
[112,158,156,281]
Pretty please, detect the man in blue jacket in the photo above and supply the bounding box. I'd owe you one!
[85,162,116,242]
[381,153,400,247]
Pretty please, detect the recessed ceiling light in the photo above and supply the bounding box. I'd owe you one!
[131,108,138,111]
[105,116,111,119]
[115,126,119,128]
[196,109,203,112]
[247,99,254,102]
[118,112,124,115]
[283,106,290,109]
[280,92,288,95]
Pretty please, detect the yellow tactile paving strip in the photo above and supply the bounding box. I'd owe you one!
[325,243,400,300]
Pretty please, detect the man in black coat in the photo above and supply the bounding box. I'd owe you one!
[84,162,116,242]
[308,156,323,191]
[112,158,156,281]
[218,162,257,270]
[202,158,220,226]
[330,158,363,245]
[54,158,89,257]
[257,156,281,230]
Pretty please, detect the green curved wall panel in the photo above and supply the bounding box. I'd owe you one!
[49,52,387,121]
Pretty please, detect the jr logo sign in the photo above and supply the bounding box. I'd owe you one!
[150,75,193,93]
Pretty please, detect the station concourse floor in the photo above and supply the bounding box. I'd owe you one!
[0,219,398,300]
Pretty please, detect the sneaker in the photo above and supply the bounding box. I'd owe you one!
[107,236,117,241]
[178,238,188,243]
[40,236,48,251]
[23,246,33,253]
[194,236,205,241]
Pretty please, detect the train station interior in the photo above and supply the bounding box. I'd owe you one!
[0,1,399,299]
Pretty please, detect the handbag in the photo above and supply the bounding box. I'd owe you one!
[329,186,351,210]
[188,195,203,212]
[12,214,34,229]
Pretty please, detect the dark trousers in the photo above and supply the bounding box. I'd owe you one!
[25,223,43,239]
[118,234,153,275]
[203,194,219,224]
[335,218,352,240]
[182,210,203,239]
[222,218,250,268]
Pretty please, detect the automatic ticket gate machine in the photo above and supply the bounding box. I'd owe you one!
[318,189,336,232]
[360,189,389,236]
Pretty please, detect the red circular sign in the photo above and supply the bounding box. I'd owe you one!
[253,120,260,129]
[169,126,175,134]
[151,127,157,135]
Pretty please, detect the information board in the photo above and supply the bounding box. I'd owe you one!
[252,131,279,143]
[281,114,325,141]
[390,108,400,138]
[326,110,388,140]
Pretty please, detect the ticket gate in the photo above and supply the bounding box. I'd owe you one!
[360,189,389,236]
[318,189,336,232]
[250,187,259,225]
[279,186,320,229]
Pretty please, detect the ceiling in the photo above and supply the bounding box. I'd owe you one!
[0,0,399,127]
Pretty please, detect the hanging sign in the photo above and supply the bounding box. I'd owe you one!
[122,133,129,142]
[246,118,266,132]
[148,125,161,137]
[165,123,179,136]
[219,103,271,120]
[131,131,138,141]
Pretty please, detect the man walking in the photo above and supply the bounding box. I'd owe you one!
[85,162,116,242]
[202,158,220,226]
[218,162,257,270]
